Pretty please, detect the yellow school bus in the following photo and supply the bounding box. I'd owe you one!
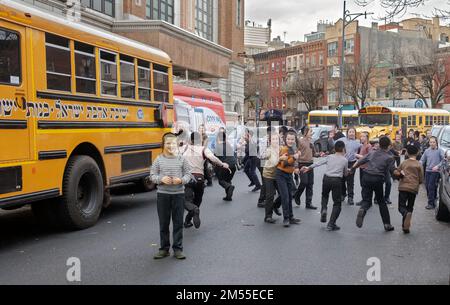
[357,106,450,140]
[308,110,359,130]
[0,0,173,229]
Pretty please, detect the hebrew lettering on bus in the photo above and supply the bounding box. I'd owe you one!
[55,100,84,119]
[86,105,128,120]
[25,101,51,118]
[0,99,19,117]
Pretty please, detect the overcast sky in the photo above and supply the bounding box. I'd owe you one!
[245,0,448,43]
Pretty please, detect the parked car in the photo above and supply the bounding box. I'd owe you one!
[310,125,333,153]
[437,149,450,222]
[431,125,445,138]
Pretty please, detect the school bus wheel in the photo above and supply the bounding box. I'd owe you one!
[57,155,104,230]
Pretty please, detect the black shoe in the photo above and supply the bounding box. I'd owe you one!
[294,195,301,206]
[425,205,435,210]
[320,210,327,223]
[273,207,281,216]
[348,198,354,206]
[385,199,392,205]
[226,185,235,200]
[223,197,232,201]
[264,217,276,224]
[184,221,193,228]
[326,224,341,231]
[193,208,201,229]
[283,219,290,227]
[289,217,301,224]
[257,202,265,208]
[305,204,317,210]
[206,182,213,187]
[356,209,365,228]
[384,224,395,232]
[251,186,261,192]
[248,183,255,187]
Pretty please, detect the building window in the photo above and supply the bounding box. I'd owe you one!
[311,55,316,67]
[344,39,354,54]
[328,90,337,103]
[146,0,174,24]
[328,42,338,57]
[236,0,242,27]
[276,62,280,72]
[319,52,324,66]
[271,62,275,72]
[196,0,214,41]
[81,0,115,17]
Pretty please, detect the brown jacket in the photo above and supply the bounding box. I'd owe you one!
[394,158,424,194]
[277,146,297,174]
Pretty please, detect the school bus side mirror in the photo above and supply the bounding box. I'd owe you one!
[154,103,168,128]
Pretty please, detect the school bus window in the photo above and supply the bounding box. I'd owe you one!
[74,41,96,94]
[0,28,21,86]
[100,50,117,96]
[393,115,399,127]
[138,59,151,101]
[154,64,169,103]
[425,116,432,126]
[419,116,423,126]
[120,54,135,99]
[45,33,71,91]
[445,117,449,125]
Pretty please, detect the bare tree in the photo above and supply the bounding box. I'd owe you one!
[244,70,270,115]
[342,54,379,109]
[355,0,450,19]
[285,69,324,112]
[393,46,450,108]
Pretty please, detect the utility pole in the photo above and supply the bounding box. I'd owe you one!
[338,0,373,129]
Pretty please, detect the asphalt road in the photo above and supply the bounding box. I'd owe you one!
[0,165,449,285]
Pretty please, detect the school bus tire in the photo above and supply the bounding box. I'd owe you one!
[58,155,104,230]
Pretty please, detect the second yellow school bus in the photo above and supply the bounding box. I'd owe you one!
[357,106,450,139]
[0,0,173,229]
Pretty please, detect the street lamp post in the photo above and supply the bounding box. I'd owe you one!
[338,0,373,129]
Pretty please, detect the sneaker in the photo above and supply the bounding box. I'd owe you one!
[173,250,186,260]
[403,212,412,231]
[384,224,395,232]
[425,205,435,210]
[153,250,170,259]
[283,219,290,227]
[305,204,318,210]
[184,221,193,228]
[251,186,261,192]
[264,217,276,224]
[356,209,365,228]
[289,217,301,224]
[326,224,341,231]
[226,185,235,200]
[193,208,201,229]
[320,210,327,223]
[348,197,354,206]
[273,207,282,216]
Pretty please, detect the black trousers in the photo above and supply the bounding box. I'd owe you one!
[244,156,261,187]
[342,161,356,199]
[204,160,212,184]
[295,166,314,205]
[360,174,391,225]
[258,161,266,203]
[398,191,416,223]
[157,193,184,251]
[215,165,236,196]
[264,177,279,218]
[321,176,343,225]
[184,178,205,223]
